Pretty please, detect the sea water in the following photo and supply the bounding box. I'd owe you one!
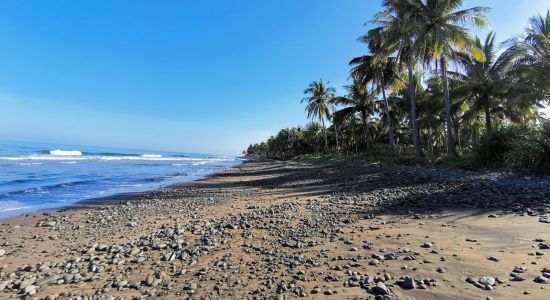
[0,140,242,219]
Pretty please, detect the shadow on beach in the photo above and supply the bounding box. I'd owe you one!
[211,159,550,217]
[65,158,550,221]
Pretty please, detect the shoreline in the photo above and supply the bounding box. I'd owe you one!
[73,161,245,206]
[0,160,245,222]
[0,159,549,299]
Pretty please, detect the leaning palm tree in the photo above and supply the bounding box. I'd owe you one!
[302,80,335,151]
[331,77,379,151]
[368,0,424,157]
[411,0,489,156]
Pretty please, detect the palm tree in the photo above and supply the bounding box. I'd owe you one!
[329,105,341,153]
[503,10,550,103]
[411,0,489,156]
[451,32,509,132]
[302,80,335,151]
[331,77,379,151]
[369,0,424,157]
[417,77,446,154]
[388,69,434,154]
[350,43,398,154]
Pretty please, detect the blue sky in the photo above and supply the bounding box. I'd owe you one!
[0,1,548,155]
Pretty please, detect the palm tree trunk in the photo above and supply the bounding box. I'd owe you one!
[334,123,340,154]
[365,115,370,151]
[484,98,492,132]
[381,77,396,155]
[361,111,368,152]
[455,121,461,151]
[440,56,458,157]
[408,66,423,158]
[321,117,328,152]
[428,128,434,155]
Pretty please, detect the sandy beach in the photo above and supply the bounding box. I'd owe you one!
[0,159,550,299]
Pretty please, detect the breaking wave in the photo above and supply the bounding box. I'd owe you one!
[141,154,162,158]
[50,150,83,156]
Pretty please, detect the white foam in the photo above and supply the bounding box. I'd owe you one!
[50,150,82,156]
[17,162,43,166]
[141,154,162,158]
[60,161,78,164]
[0,200,34,213]
[0,155,88,161]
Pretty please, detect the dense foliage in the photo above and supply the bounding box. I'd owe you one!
[473,123,550,173]
[245,1,549,173]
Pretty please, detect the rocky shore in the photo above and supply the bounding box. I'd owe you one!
[0,159,549,299]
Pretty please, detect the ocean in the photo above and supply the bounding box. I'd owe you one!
[0,140,242,219]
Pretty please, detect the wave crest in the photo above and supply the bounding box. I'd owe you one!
[141,154,162,158]
[50,150,82,156]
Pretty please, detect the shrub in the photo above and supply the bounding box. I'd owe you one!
[504,122,550,173]
[473,126,519,168]
[473,123,550,174]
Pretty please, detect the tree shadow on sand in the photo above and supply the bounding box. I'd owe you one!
[217,159,550,217]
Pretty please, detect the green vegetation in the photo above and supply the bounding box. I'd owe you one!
[473,123,550,174]
[245,1,550,174]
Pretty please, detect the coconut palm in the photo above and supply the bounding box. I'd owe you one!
[410,0,489,156]
[350,42,398,154]
[503,10,550,102]
[368,0,424,157]
[450,32,512,133]
[388,69,433,153]
[332,77,379,151]
[302,80,336,151]
[329,105,341,153]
